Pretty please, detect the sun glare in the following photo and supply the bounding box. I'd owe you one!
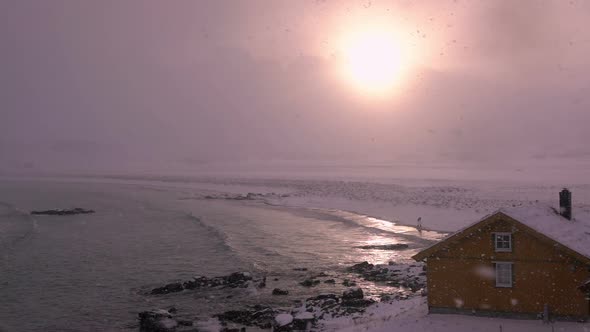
[339,29,405,96]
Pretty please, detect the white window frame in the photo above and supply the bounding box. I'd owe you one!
[494,262,513,288]
[494,232,512,252]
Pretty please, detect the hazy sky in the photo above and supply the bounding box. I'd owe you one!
[2,0,590,172]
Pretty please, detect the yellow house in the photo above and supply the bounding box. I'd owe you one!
[413,190,590,320]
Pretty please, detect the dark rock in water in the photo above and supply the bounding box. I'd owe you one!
[324,279,336,284]
[272,288,289,295]
[150,272,254,295]
[150,282,183,295]
[348,261,374,273]
[355,243,409,250]
[299,279,321,287]
[177,320,193,327]
[227,272,253,284]
[292,267,308,271]
[30,208,95,216]
[138,309,178,332]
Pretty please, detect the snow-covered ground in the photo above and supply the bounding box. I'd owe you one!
[322,297,589,332]
[134,176,590,232]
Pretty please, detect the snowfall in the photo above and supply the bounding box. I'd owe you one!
[29,162,590,332]
[89,162,590,332]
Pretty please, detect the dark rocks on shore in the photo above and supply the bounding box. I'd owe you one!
[30,208,95,216]
[347,261,426,293]
[299,278,321,287]
[215,305,277,329]
[324,279,336,284]
[342,288,374,307]
[150,272,253,295]
[347,261,374,273]
[273,313,294,332]
[304,292,373,318]
[354,243,409,250]
[342,279,356,287]
[342,287,364,300]
[386,279,424,292]
[138,309,180,332]
[272,288,289,295]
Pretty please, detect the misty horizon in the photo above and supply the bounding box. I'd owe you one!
[2,1,590,175]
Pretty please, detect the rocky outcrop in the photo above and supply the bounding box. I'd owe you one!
[347,261,374,273]
[30,208,95,216]
[341,287,373,307]
[150,272,253,295]
[138,308,193,332]
[347,261,426,293]
[215,305,277,329]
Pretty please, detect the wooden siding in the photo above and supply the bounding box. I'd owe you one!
[425,214,590,318]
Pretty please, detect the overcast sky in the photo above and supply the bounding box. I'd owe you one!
[1,0,589,173]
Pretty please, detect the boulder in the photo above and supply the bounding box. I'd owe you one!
[138,309,178,332]
[227,272,252,284]
[272,288,289,295]
[342,287,364,301]
[348,261,374,273]
[274,314,293,332]
[292,312,315,330]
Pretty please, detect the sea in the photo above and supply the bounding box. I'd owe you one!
[0,177,441,332]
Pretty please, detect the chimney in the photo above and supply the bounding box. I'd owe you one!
[559,188,572,220]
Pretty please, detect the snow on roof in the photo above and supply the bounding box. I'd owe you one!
[500,205,590,259]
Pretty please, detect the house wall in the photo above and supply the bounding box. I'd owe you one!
[426,214,590,318]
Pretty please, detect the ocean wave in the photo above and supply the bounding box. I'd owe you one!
[0,201,36,253]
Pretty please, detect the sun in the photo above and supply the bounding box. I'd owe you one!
[339,29,404,95]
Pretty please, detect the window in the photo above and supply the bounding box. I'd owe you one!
[495,262,513,287]
[494,233,512,252]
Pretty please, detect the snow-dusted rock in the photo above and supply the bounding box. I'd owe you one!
[342,287,364,300]
[275,313,293,326]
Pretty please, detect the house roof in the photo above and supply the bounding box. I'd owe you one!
[413,204,590,262]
